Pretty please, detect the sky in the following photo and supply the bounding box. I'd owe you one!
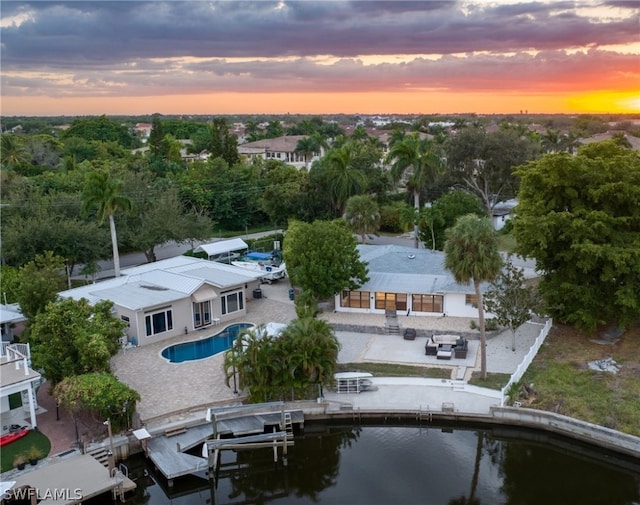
[1,0,639,116]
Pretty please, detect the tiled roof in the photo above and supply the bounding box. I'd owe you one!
[238,135,307,153]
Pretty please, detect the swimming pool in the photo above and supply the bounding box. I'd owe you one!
[161,323,254,363]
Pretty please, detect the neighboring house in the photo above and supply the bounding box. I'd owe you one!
[334,245,492,318]
[491,198,518,231]
[238,135,319,169]
[1,343,40,430]
[58,256,263,347]
[133,123,153,142]
[0,303,27,342]
[578,131,640,151]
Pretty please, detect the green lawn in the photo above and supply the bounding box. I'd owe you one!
[1,429,51,473]
[518,323,640,436]
[496,233,517,253]
[336,362,451,379]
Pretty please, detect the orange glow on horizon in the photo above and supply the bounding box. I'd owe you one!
[2,89,639,117]
[567,90,640,114]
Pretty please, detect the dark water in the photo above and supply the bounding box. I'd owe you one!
[100,423,640,505]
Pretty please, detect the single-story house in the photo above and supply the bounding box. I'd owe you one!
[334,245,492,318]
[58,256,264,347]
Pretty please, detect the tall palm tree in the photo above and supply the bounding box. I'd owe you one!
[444,214,502,379]
[82,170,133,277]
[386,133,443,248]
[343,194,380,244]
[324,143,367,215]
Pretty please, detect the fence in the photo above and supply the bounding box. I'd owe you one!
[500,318,553,406]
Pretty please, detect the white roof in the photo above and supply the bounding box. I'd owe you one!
[59,256,261,310]
[0,303,26,325]
[194,238,248,257]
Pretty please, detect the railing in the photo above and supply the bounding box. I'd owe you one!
[500,318,553,406]
[1,342,30,360]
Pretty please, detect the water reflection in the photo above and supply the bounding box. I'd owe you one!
[100,424,639,505]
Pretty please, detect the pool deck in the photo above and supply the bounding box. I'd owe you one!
[111,282,298,423]
[111,280,542,426]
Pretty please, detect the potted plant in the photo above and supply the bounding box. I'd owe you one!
[26,445,43,465]
[13,454,26,470]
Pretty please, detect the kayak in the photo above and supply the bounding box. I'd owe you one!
[0,428,30,447]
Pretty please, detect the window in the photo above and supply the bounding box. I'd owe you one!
[120,315,130,327]
[145,308,173,336]
[375,292,407,311]
[465,294,478,307]
[193,301,211,328]
[412,294,444,313]
[221,291,244,315]
[341,291,370,309]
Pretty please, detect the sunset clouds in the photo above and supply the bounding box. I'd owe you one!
[1,1,638,115]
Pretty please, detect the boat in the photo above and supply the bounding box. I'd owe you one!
[0,427,30,447]
[231,260,287,283]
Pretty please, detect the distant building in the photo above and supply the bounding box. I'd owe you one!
[238,135,319,169]
[491,199,518,231]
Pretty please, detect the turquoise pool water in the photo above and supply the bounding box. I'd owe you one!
[161,323,254,363]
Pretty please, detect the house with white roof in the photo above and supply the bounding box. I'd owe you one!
[0,303,27,342]
[58,256,263,347]
[335,245,491,318]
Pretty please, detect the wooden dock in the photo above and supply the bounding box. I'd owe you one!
[8,454,136,504]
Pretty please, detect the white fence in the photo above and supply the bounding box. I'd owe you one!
[500,318,553,406]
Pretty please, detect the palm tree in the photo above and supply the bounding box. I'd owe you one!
[279,318,340,398]
[1,134,30,170]
[82,170,133,277]
[324,143,367,215]
[444,215,502,379]
[295,136,319,169]
[343,194,380,244]
[386,133,443,248]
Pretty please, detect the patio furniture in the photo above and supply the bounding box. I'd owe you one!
[425,334,459,355]
[437,344,453,360]
[454,338,468,358]
[403,328,416,340]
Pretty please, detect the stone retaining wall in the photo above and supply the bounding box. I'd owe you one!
[328,322,484,340]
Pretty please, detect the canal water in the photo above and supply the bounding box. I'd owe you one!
[94,423,640,505]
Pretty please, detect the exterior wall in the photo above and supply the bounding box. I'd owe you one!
[444,293,481,318]
[334,290,494,319]
[492,213,511,231]
[1,394,10,414]
[335,291,479,318]
[113,299,193,347]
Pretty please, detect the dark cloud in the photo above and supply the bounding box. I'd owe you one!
[2,0,637,66]
[1,1,637,103]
